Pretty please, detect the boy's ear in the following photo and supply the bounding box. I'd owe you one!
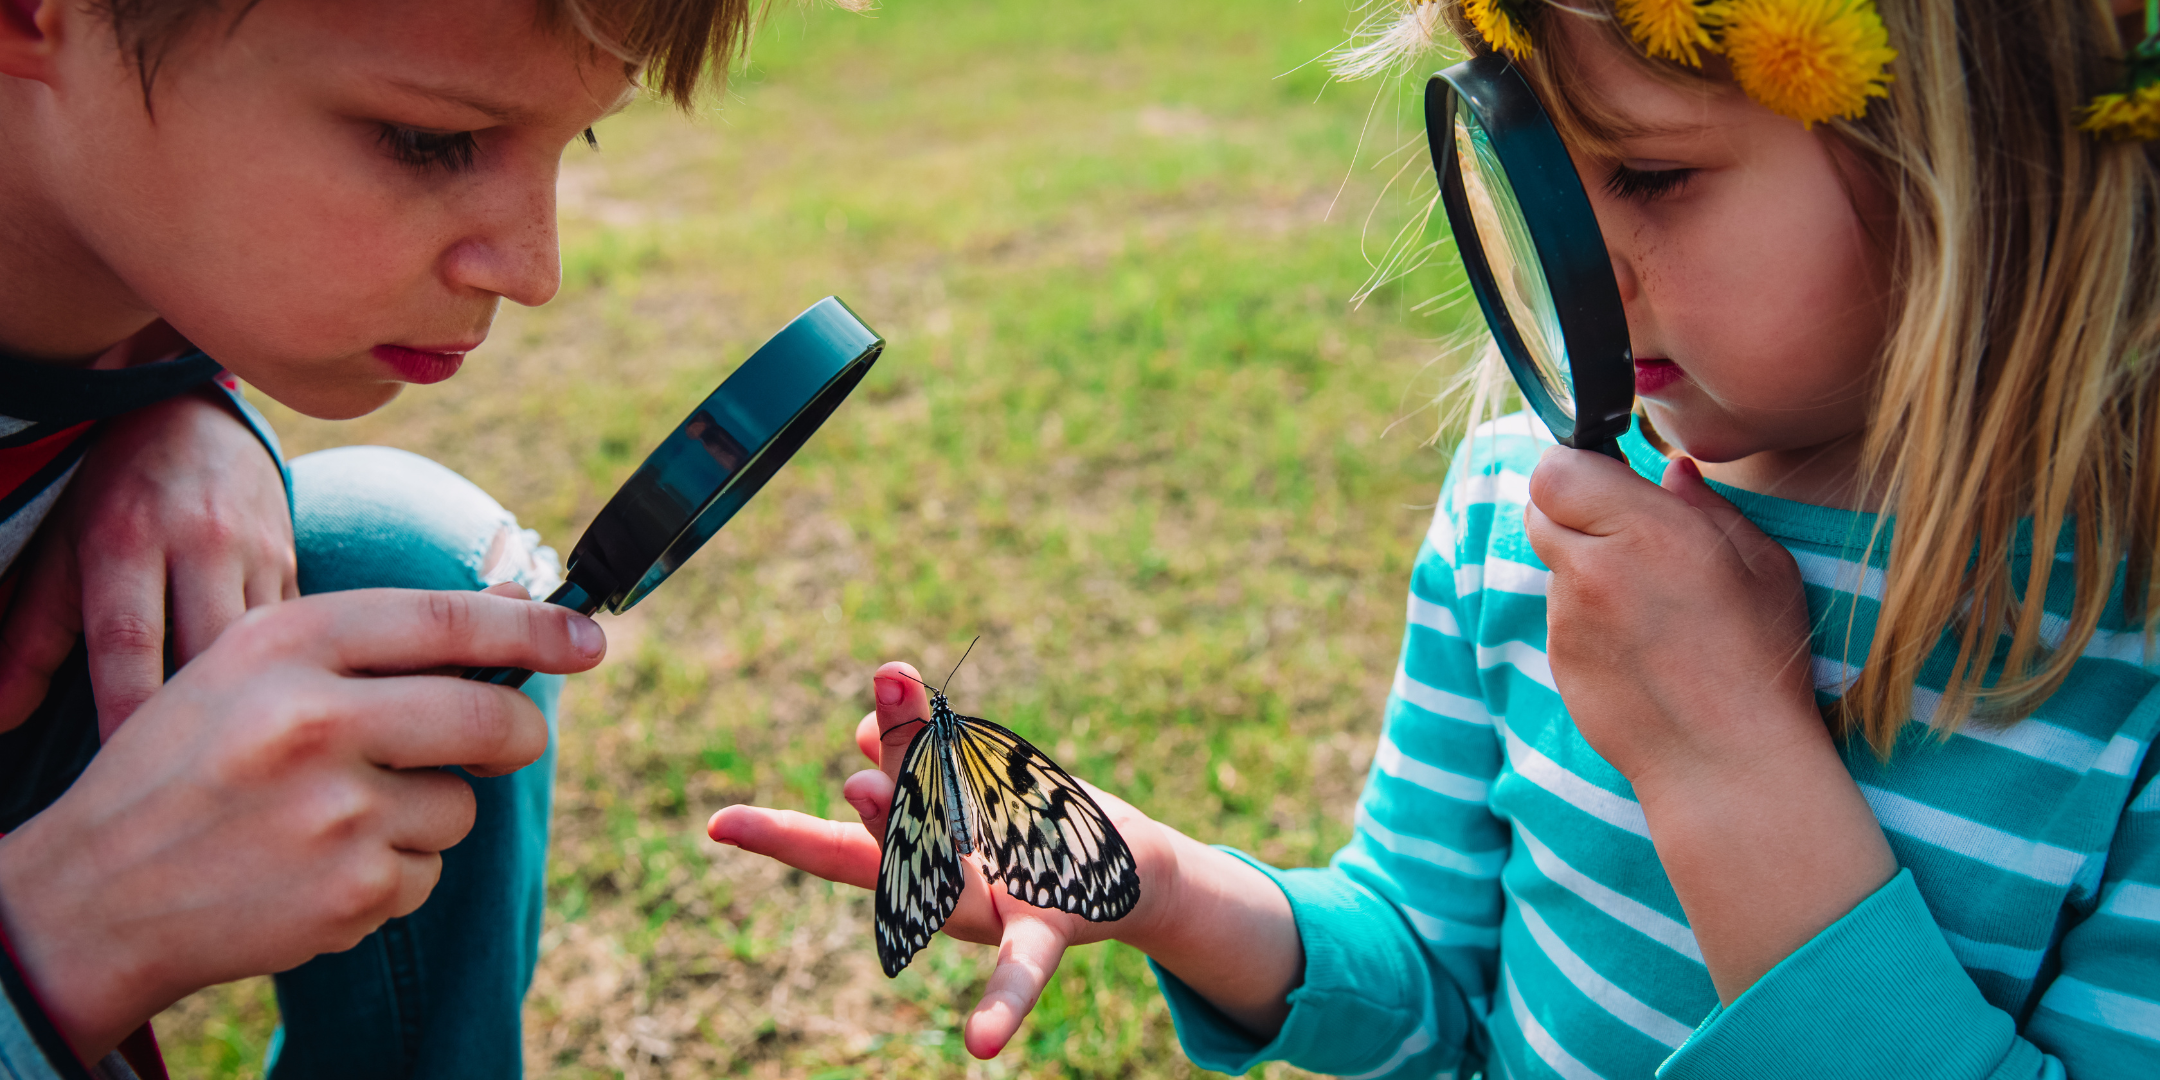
[0,0,63,83]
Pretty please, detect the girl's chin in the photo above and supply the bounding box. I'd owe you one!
[1637,405,1750,465]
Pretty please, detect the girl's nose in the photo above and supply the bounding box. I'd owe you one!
[440,175,562,309]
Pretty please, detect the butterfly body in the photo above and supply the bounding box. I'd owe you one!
[874,686,1141,977]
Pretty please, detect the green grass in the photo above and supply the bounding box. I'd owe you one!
[154,0,1476,1075]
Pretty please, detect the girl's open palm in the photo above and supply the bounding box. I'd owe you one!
[709,661,1180,1059]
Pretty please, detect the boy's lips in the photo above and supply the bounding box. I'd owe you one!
[1634,358,1685,395]
[373,344,473,385]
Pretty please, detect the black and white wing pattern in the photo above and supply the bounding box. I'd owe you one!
[875,722,967,977]
[872,687,1142,978]
[949,711,1142,924]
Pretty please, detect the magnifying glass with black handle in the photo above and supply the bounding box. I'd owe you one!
[465,296,883,688]
[1427,53,1633,463]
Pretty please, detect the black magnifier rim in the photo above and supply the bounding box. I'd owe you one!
[566,295,883,614]
[1427,54,1633,453]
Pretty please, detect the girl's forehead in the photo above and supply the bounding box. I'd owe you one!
[1542,16,1750,148]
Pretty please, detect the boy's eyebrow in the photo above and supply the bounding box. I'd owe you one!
[380,78,637,125]
[383,78,533,123]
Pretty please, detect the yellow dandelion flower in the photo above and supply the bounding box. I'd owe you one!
[1616,0,1717,67]
[1464,0,1535,60]
[1712,0,1896,127]
[2081,83,2160,143]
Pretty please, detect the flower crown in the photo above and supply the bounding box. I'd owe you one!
[2083,0,2160,141]
[1340,0,2160,141]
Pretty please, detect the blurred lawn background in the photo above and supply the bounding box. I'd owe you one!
[155,0,1475,1075]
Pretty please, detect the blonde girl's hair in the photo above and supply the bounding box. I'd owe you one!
[92,0,786,108]
[1412,0,2160,755]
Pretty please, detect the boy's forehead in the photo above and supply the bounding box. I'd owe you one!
[227,0,638,121]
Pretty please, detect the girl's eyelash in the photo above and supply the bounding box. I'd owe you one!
[1604,165,1696,202]
[377,124,480,173]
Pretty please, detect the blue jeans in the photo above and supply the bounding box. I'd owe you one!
[265,446,562,1080]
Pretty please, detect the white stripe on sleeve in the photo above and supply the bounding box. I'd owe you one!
[1515,825,1704,964]
[2038,976,2160,1042]
[1859,786,2088,887]
[1357,807,1507,879]
[1375,731,1490,803]
[1503,965,1610,1080]
[1407,593,1462,638]
[1500,724,1649,838]
[1515,898,1694,1048]
[1393,667,1496,727]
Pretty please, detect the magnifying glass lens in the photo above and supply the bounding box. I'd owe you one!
[1453,99,1575,418]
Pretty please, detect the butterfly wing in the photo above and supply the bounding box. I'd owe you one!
[875,723,966,977]
[948,715,1141,922]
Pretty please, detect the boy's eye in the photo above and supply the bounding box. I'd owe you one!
[1604,164,1696,202]
[376,124,480,173]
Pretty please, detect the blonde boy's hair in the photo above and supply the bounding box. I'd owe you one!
[1433,0,2160,756]
[94,0,768,108]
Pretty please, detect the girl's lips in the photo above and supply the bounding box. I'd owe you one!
[373,344,470,385]
[1634,358,1685,395]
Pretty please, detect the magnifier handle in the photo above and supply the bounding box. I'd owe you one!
[462,579,601,689]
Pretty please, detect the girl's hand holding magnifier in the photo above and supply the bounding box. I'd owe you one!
[1524,447,1897,1003]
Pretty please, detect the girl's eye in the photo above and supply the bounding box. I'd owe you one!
[376,124,480,173]
[1604,164,1696,202]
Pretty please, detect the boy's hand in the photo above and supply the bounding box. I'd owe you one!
[0,583,605,1061]
[711,662,1191,1060]
[0,390,297,737]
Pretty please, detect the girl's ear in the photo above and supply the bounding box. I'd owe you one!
[0,0,62,83]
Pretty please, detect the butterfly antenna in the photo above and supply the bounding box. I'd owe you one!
[942,636,980,696]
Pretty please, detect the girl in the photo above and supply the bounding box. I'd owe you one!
[713,1,2160,1076]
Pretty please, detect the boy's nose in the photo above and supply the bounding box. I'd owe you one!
[1610,251,1641,306]
[441,179,562,309]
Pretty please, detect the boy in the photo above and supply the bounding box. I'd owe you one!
[0,1,755,1076]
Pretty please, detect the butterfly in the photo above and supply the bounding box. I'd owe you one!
[874,646,1142,977]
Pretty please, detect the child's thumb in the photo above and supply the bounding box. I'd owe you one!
[1662,458,1783,563]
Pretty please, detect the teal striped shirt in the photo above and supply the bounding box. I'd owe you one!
[1155,414,2160,1079]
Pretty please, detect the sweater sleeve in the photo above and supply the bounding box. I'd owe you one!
[1659,735,2160,1079]
[0,945,82,1080]
[1151,455,1511,1078]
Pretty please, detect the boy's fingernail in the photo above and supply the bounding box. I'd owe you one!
[876,678,903,706]
[568,614,604,657]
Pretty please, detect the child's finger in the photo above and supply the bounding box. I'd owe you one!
[872,661,931,780]
[842,768,894,842]
[167,555,247,669]
[79,544,168,733]
[705,805,883,890]
[964,912,1069,1059]
[1659,459,1790,572]
[0,537,83,733]
[1527,445,1663,537]
[318,587,600,675]
[856,711,881,764]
